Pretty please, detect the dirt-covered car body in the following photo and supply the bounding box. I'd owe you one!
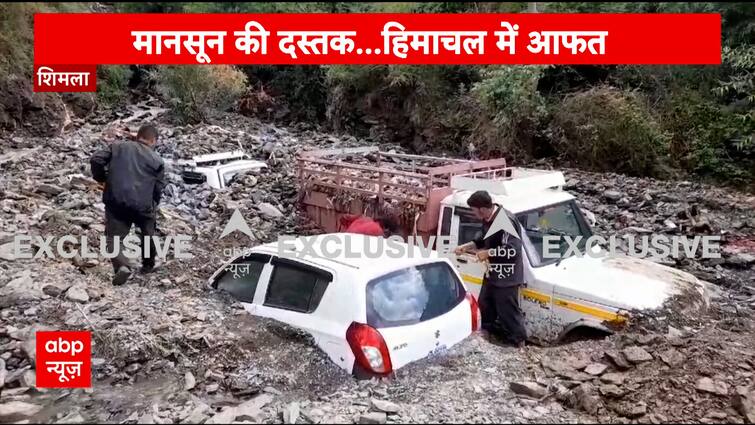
[208,234,479,377]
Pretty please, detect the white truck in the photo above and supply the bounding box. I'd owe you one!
[297,148,711,343]
[178,150,267,189]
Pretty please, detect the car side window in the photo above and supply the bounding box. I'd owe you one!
[263,259,332,313]
[213,254,270,303]
[456,208,483,245]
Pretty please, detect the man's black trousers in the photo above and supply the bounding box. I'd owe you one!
[105,207,157,272]
[478,283,527,345]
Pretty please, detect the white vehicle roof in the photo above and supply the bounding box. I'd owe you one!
[194,159,268,173]
[443,167,575,214]
[444,188,575,214]
[251,233,450,283]
[193,150,248,164]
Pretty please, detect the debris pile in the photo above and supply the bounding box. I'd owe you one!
[0,102,753,423]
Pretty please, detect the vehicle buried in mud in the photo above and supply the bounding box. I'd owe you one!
[208,234,479,377]
[295,147,711,343]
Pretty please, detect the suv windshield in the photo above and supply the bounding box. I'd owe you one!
[366,262,466,329]
[516,201,593,266]
[455,201,592,267]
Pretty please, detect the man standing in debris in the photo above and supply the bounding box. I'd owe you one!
[90,124,166,285]
[454,190,527,347]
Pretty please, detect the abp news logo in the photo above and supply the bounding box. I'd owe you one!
[36,331,92,389]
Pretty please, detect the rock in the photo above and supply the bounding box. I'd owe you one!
[0,359,6,389]
[696,377,729,396]
[205,383,219,393]
[617,402,647,419]
[207,394,272,424]
[19,370,35,389]
[184,372,196,391]
[727,253,755,268]
[263,386,282,396]
[600,373,626,386]
[258,202,283,218]
[61,92,96,118]
[0,401,43,422]
[584,363,608,376]
[636,334,661,345]
[53,412,86,424]
[599,384,626,398]
[21,338,36,364]
[358,412,387,424]
[282,402,300,424]
[303,408,324,423]
[0,271,44,307]
[65,286,89,303]
[732,385,755,423]
[659,349,685,367]
[370,399,400,414]
[125,363,141,374]
[182,405,210,424]
[569,383,601,415]
[510,381,548,399]
[0,243,16,261]
[36,183,65,196]
[622,346,653,364]
[0,77,69,137]
[603,190,622,202]
[604,350,632,370]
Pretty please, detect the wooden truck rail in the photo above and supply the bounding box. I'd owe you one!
[297,146,508,238]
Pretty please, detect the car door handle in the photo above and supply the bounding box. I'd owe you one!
[457,257,468,264]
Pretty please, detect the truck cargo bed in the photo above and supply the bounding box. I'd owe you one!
[297,147,507,237]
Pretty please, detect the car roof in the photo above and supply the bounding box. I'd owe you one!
[443,189,575,214]
[251,233,449,280]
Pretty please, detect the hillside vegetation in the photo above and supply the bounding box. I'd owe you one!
[2,2,753,188]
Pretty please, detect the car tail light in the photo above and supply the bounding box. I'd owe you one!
[346,322,393,375]
[466,293,480,332]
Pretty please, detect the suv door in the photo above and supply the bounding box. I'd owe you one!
[365,261,472,370]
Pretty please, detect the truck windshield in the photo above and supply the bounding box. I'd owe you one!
[455,201,592,267]
[516,201,593,267]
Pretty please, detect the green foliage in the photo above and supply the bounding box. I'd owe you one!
[151,65,248,123]
[550,87,669,176]
[97,66,133,106]
[472,66,547,155]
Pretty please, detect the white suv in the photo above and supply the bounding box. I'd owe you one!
[208,234,479,377]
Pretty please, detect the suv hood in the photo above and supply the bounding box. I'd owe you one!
[535,254,710,312]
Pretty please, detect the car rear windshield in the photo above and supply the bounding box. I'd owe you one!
[366,262,466,329]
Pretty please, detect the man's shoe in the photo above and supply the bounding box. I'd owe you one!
[140,261,162,274]
[113,266,132,286]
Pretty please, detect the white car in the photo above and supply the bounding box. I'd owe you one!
[208,233,479,377]
[178,150,267,189]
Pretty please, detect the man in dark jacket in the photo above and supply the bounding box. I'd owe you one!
[90,124,166,285]
[454,190,527,347]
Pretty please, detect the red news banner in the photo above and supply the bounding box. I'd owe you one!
[35,13,720,66]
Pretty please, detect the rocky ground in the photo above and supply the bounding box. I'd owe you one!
[1,100,754,424]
